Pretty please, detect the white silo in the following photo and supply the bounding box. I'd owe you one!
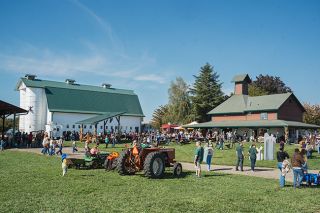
[19,87,27,132]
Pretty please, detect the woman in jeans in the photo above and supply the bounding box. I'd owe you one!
[276,147,290,187]
[291,148,305,188]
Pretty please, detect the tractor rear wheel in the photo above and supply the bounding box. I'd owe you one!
[117,150,136,175]
[173,163,183,177]
[144,152,165,178]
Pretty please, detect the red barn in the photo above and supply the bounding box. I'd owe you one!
[186,74,319,142]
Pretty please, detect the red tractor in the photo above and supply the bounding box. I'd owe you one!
[117,145,182,178]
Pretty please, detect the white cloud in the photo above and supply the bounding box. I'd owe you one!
[0,44,166,84]
[134,74,166,84]
[0,1,167,84]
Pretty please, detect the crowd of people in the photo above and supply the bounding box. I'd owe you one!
[192,133,320,188]
[1,126,319,188]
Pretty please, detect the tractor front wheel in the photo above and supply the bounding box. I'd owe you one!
[173,163,183,177]
[144,152,165,178]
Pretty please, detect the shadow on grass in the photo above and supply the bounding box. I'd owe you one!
[135,171,193,179]
[213,168,233,171]
[203,173,231,177]
[253,168,274,172]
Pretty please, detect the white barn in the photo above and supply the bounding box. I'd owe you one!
[16,75,144,136]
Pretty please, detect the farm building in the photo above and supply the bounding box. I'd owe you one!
[16,74,144,137]
[186,74,319,142]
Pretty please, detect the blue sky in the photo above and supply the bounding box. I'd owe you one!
[0,0,319,121]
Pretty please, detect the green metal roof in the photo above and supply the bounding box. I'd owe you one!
[208,93,297,115]
[183,120,320,129]
[231,74,251,83]
[76,112,126,124]
[45,87,144,116]
[16,78,135,95]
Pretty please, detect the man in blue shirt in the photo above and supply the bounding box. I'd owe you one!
[236,142,244,171]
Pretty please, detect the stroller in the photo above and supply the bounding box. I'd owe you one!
[302,172,320,186]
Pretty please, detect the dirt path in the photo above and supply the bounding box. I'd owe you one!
[11,148,319,183]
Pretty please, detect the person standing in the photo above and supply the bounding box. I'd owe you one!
[72,140,78,153]
[194,141,204,178]
[276,147,290,188]
[316,138,320,154]
[0,138,4,151]
[248,144,257,172]
[235,143,244,171]
[205,143,214,171]
[26,132,32,148]
[291,148,305,188]
[56,138,63,155]
[61,154,68,176]
[41,133,49,155]
[104,135,109,148]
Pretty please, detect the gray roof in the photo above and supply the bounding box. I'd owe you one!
[183,120,320,129]
[208,93,304,115]
[76,112,126,124]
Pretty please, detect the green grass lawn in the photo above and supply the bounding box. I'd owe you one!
[0,151,319,213]
[65,140,320,170]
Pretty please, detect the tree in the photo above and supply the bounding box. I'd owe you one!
[0,118,18,133]
[190,63,225,122]
[150,105,170,130]
[249,74,292,96]
[168,77,192,124]
[248,84,268,97]
[303,103,320,126]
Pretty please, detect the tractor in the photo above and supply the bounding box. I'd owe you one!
[117,145,183,178]
[69,151,110,169]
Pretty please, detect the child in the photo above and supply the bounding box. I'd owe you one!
[72,140,78,153]
[61,154,68,176]
[56,138,63,155]
[0,139,4,151]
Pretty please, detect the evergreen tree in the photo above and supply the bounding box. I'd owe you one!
[190,63,225,122]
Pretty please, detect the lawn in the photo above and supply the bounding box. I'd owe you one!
[64,140,320,170]
[0,151,319,213]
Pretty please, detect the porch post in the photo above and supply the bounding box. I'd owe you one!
[1,115,5,141]
[284,126,289,144]
[12,113,16,145]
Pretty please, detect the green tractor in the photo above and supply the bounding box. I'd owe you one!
[69,151,109,169]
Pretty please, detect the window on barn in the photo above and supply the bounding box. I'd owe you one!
[89,125,92,129]
[84,125,87,129]
[78,125,81,128]
[72,125,75,129]
[100,126,103,129]
[66,124,69,129]
[260,113,268,120]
